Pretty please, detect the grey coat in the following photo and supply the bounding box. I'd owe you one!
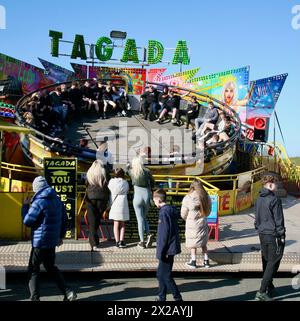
[181,191,210,248]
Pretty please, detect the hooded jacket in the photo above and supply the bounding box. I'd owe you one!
[254,188,285,237]
[22,187,67,248]
[156,205,181,260]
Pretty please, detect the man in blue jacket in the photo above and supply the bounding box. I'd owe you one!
[254,174,286,301]
[153,189,182,301]
[22,176,77,301]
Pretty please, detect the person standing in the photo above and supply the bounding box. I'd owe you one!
[181,179,211,269]
[22,176,77,301]
[86,160,110,251]
[254,174,286,301]
[127,156,154,249]
[153,189,182,302]
[108,168,130,248]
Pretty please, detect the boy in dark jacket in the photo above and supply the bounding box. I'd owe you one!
[254,174,286,301]
[153,189,182,301]
[22,176,77,301]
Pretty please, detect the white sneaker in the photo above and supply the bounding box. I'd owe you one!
[145,234,154,248]
[127,104,132,110]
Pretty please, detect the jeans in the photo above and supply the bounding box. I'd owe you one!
[133,186,151,242]
[259,234,284,293]
[28,247,70,301]
[195,117,205,131]
[157,256,182,301]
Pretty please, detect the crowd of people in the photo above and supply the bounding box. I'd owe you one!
[20,81,236,156]
[21,166,286,302]
[20,80,132,138]
[140,85,237,150]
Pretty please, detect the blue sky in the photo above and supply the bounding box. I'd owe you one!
[0,0,300,156]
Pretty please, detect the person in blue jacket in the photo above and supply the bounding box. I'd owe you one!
[22,176,77,301]
[153,189,182,301]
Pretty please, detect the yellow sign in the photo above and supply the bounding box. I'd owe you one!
[218,190,234,215]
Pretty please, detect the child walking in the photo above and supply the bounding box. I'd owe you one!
[153,189,182,301]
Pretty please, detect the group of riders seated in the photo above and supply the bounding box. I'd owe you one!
[19,81,236,151]
[20,80,132,137]
[140,85,236,148]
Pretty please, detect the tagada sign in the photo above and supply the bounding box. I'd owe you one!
[49,30,190,65]
[44,158,77,239]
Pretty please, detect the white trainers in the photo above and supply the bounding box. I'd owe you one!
[145,234,154,248]
[185,260,197,269]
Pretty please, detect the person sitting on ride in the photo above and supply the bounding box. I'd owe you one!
[111,85,128,117]
[69,81,83,115]
[206,134,220,147]
[146,85,160,121]
[93,81,104,115]
[175,96,200,129]
[81,81,100,114]
[194,101,219,139]
[218,117,236,142]
[60,84,74,120]
[140,87,149,120]
[118,86,131,111]
[199,111,226,137]
[156,90,181,125]
[158,86,169,113]
[102,85,117,119]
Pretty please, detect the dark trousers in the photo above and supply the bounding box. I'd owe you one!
[28,247,69,301]
[86,199,106,248]
[176,110,197,125]
[157,256,182,301]
[259,234,284,293]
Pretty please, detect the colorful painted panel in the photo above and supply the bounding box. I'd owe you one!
[39,58,75,83]
[88,66,146,95]
[0,53,53,95]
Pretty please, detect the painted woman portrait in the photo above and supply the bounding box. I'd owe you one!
[221,81,248,112]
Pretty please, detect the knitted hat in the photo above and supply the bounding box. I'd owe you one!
[32,176,49,193]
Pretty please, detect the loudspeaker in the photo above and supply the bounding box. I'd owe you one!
[254,117,267,130]
[253,128,266,142]
[253,117,268,142]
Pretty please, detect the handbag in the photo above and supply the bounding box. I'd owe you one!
[103,194,118,220]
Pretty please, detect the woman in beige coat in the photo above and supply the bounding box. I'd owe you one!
[181,179,212,269]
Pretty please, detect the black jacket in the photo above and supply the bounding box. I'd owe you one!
[254,188,286,237]
[156,205,181,260]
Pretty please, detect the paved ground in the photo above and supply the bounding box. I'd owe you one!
[1,196,299,273]
[0,274,299,301]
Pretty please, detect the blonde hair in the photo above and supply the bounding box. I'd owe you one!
[130,156,145,179]
[189,179,211,217]
[221,81,238,106]
[86,160,107,187]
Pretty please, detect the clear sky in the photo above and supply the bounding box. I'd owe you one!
[0,0,300,156]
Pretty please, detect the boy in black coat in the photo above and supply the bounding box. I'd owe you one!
[254,174,286,301]
[153,189,182,301]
